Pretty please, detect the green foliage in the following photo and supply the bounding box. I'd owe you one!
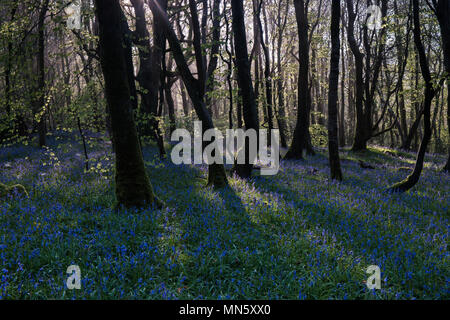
[310,124,328,148]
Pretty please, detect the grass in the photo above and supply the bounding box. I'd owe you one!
[0,133,448,299]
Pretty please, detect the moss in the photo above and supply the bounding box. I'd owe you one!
[0,182,29,199]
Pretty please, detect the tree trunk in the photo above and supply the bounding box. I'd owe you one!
[274,0,289,149]
[95,0,160,208]
[130,0,166,157]
[388,0,437,192]
[205,0,221,117]
[148,0,228,188]
[347,0,387,151]
[231,0,260,178]
[34,0,50,148]
[285,0,314,159]
[4,3,17,117]
[435,0,450,172]
[338,9,346,147]
[327,0,343,181]
[402,54,423,150]
[256,1,274,144]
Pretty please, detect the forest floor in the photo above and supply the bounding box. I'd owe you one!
[0,132,448,299]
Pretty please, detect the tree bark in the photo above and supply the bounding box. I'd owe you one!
[255,1,274,144]
[231,0,260,178]
[339,8,346,147]
[434,0,450,172]
[328,0,343,181]
[285,0,315,159]
[95,0,160,208]
[130,0,166,157]
[34,0,50,148]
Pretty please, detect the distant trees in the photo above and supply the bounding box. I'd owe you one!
[95,0,160,208]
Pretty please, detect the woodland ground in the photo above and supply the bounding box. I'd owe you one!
[0,132,448,299]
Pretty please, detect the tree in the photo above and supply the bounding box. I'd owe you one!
[94,0,160,208]
[327,0,343,181]
[388,0,438,192]
[148,0,228,188]
[285,0,315,160]
[255,1,274,144]
[130,0,166,157]
[231,0,260,178]
[34,0,50,148]
[346,0,388,151]
[274,0,290,149]
[430,0,450,172]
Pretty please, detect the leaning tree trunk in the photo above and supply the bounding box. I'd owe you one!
[327,0,343,181]
[95,0,160,208]
[388,0,437,192]
[231,0,260,178]
[285,0,314,159]
[148,0,228,188]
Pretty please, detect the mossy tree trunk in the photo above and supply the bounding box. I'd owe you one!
[95,0,159,208]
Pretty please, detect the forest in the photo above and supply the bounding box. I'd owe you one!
[0,0,448,300]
